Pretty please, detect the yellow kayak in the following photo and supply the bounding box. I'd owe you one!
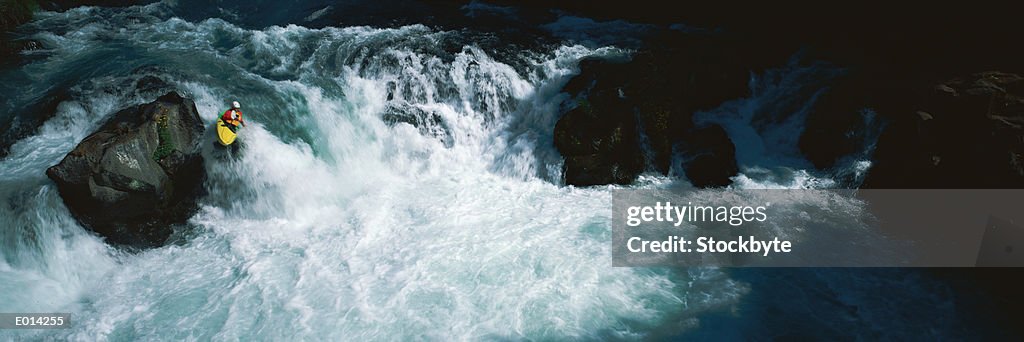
[216,119,237,146]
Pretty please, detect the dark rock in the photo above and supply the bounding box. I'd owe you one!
[799,74,882,170]
[554,102,643,186]
[0,0,40,66]
[554,33,768,186]
[0,0,34,32]
[677,124,738,187]
[798,70,1024,188]
[46,92,207,247]
[863,72,1024,188]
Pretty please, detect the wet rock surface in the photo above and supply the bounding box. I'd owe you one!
[46,91,207,247]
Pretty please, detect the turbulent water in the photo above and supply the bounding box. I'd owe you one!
[0,2,973,341]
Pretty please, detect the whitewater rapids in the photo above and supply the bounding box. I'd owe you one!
[0,4,754,340]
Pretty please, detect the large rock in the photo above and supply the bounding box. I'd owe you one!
[802,71,1024,188]
[798,74,878,171]
[554,99,643,186]
[46,92,206,247]
[862,72,1024,188]
[554,35,767,187]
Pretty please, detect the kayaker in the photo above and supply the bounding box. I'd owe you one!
[221,101,245,132]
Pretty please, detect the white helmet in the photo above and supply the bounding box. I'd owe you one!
[232,101,241,109]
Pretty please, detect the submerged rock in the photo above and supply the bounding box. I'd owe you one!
[381,102,454,148]
[0,87,69,158]
[46,92,206,247]
[2,67,178,159]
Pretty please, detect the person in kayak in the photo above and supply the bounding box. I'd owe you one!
[221,101,245,132]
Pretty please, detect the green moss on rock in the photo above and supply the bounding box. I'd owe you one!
[152,112,176,161]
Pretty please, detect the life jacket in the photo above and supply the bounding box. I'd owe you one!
[221,109,243,126]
